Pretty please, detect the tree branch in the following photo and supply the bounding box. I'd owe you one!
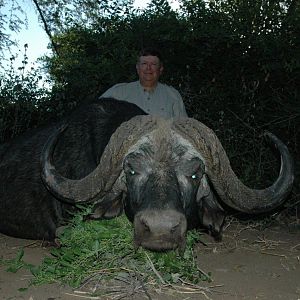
[31,0,60,56]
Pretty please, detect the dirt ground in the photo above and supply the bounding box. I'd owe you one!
[1,221,300,300]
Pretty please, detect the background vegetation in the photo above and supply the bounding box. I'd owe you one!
[0,0,299,217]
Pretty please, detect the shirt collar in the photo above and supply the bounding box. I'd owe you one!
[138,80,159,94]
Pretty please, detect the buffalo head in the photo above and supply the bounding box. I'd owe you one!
[41,116,294,251]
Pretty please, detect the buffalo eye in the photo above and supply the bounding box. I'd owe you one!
[125,166,138,176]
[178,157,205,181]
[124,152,146,177]
[189,172,202,182]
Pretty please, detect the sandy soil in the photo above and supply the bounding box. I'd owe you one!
[1,222,299,300]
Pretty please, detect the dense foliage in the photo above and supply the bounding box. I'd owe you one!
[0,0,299,210]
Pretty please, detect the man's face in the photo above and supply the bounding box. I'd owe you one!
[136,55,163,89]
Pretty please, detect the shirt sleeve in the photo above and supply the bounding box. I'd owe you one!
[177,94,188,117]
[169,87,188,118]
[99,84,124,99]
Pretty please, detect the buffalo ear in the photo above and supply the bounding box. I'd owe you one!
[87,174,127,220]
[89,198,124,220]
[196,175,226,241]
[198,195,226,241]
[196,175,211,202]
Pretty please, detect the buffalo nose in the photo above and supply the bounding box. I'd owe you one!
[133,209,187,252]
[139,216,180,234]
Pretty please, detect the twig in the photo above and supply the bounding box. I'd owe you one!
[226,109,256,132]
[145,252,166,285]
[285,198,300,209]
[65,292,102,299]
[11,241,38,249]
[260,251,287,258]
[291,243,300,251]
[258,114,300,128]
[173,279,226,299]
[135,269,152,300]
[178,278,224,290]
[197,266,211,279]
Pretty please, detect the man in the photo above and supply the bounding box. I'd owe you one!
[100,48,188,118]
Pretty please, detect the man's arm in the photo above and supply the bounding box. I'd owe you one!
[100,82,130,99]
[170,87,188,118]
[99,85,116,99]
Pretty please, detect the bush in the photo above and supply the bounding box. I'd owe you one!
[0,45,52,142]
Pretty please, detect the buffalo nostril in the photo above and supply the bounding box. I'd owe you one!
[170,224,179,234]
[141,219,150,232]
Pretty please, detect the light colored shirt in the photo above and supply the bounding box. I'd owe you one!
[100,81,187,119]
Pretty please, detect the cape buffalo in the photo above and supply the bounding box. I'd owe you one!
[0,98,294,251]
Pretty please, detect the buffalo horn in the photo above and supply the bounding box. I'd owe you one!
[41,116,159,203]
[173,118,294,213]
